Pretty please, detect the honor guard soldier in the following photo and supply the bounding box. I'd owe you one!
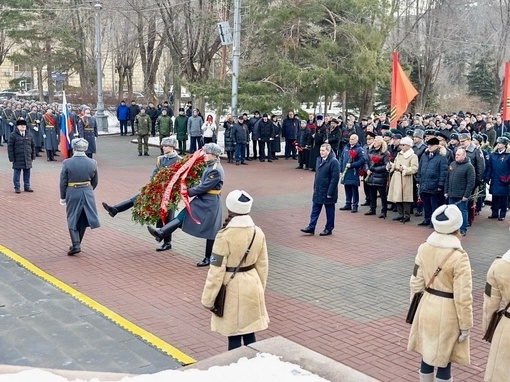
[77,108,98,159]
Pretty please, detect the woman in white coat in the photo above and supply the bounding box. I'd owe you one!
[202,114,217,144]
[201,190,269,350]
[408,204,473,382]
[482,246,510,382]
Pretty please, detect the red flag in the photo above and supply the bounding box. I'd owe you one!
[390,51,418,128]
[502,62,510,121]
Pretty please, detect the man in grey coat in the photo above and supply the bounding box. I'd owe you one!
[187,109,204,153]
[148,143,224,267]
[59,138,100,256]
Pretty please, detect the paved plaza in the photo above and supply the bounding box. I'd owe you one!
[0,134,506,381]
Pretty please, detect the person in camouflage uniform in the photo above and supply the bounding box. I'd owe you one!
[135,107,151,156]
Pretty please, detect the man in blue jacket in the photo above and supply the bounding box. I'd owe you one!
[300,143,340,236]
[116,100,130,136]
[339,134,366,213]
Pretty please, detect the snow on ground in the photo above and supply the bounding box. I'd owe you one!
[0,353,331,382]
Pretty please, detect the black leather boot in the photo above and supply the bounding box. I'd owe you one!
[78,226,86,243]
[102,196,136,218]
[148,218,182,242]
[68,230,81,256]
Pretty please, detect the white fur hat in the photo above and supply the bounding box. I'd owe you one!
[400,136,414,146]
[226,190,253,215]
[432,204,463,234]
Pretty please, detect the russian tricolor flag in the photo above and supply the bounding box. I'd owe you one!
[59,91,73,158]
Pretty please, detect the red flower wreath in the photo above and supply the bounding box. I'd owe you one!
[132,153,206,225]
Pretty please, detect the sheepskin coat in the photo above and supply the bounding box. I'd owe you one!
[387,148,419,202]
[482,251,510,382]
[407,231,473,367]
[201,215,269,337]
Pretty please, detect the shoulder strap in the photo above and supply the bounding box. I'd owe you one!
[226,228,257,285]
[425,248,456,289]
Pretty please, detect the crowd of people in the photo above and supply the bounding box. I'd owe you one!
[292,110,510,236]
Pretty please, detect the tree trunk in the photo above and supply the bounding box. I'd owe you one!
[360,87,375,118]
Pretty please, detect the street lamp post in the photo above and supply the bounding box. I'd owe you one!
[94,0,108,132]
[231,0,241,116]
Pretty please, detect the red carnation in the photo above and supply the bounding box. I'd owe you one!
[370,154,381,164]
[348,149,357,159]
[358,168,366,177]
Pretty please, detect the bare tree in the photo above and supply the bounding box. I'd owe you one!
[156,0,223,109]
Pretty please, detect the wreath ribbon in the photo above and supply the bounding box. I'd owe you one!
[160,149,205,223]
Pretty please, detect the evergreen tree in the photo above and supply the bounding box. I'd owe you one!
[466,55,498,105]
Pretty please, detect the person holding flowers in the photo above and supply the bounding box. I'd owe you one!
[339,134,365,213]
[148,143,224,267]
[102,137,181,251]
[364,135,391,218]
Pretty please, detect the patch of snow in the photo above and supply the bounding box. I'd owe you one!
[0,353,330,382]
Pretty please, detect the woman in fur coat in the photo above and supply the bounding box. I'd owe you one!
[408,204,473,382]
[201,190,269,351]
[482,249,510,382]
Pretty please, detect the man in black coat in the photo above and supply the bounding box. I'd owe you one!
[128,100,140,136]
[253,113,274,162]
[8,119,35,193]
[146,102,159,137]
[300,143,340,236]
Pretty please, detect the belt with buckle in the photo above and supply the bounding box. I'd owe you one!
[68,181,91,187]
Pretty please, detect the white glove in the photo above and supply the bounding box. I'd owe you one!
[9,122,13,126]
[458,329,470,343]
[43,134,46,139]
[59,199,66,206]
[35,120,40,123]
[34,126,39,131]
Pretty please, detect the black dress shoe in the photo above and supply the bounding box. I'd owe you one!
[401,216,410,223]
[364,210,376,216]
[197,257,210,267]
[339,205,351,211]
[156,242,172,251]
[360,201,370,206]
[300,227,315,235]
[488,215,498,219]
[24,188,34,192]
[267,159,273,162]
[351,208,358,213]
[102,202,117,217]
[392,216,403,221]
[378,213,386,219]
[14,189,21,194]
[319,229,332,236]
[417,220,431,226]
[144,152,150,156]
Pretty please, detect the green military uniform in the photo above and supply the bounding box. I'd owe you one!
[174,113,188,155]
[135,112,151,156]
[156,114,173,144]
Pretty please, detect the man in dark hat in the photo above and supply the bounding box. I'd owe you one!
[485,137,510,221]
[416,137,448,227]
[174,107,188,155]
[128,100,140,136]
[8,119,36,193]
[388,131,402,159]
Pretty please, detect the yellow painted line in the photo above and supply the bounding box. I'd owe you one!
[0,244,196,366]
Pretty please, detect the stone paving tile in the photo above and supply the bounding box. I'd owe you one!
[0,136,507,381]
